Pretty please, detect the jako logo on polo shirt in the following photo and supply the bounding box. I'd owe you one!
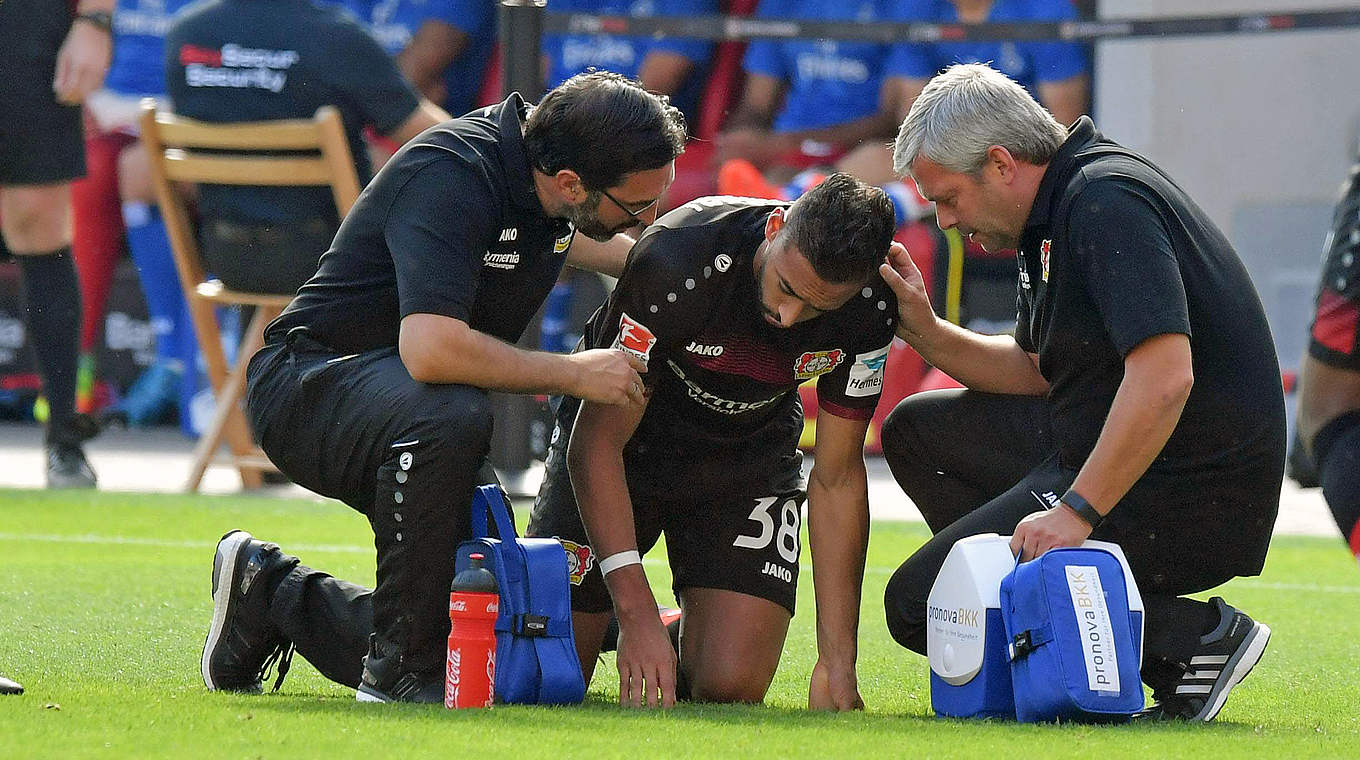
[612,313,656,362]
[180,43,299,93]
[498,228,518,242]
[846,345,889,397]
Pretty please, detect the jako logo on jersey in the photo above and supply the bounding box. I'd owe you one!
[1040,239,1052,282]
[560,539,594,585]
[483,251,520,270]
[793,349,845,380]
[846,345,889,397]
[685,341,724,357]
[714,254,733,272]
[498,228,518,242]
[613,313,656,362]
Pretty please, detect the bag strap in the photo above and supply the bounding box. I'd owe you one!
[470,483,518,541]
[1008,623,1054,662]
[516,540,584,699]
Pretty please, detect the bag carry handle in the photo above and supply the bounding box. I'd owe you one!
[471,483,517,541]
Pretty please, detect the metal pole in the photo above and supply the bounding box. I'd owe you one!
[499,0,545,98]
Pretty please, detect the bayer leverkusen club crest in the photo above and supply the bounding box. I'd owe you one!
[1040,239,1052,283]
[613,313,656,362]
[793,349,845,380]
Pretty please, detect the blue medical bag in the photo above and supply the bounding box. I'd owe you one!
[455,484,586,705]
[1000,545,1145,722]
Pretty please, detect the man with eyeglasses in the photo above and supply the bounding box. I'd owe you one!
[527,173,899,711]
[199,72,688,704]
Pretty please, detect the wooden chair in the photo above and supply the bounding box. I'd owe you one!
[139,102,362,491]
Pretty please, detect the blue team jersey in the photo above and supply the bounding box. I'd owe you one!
[883,0,1087,96]
[542,0,716,117]
[741,0,895,133]
[105,0,196,96]
[350,0,496,116]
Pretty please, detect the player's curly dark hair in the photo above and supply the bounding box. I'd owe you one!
[524,70,688,191]
[782,172,896,284]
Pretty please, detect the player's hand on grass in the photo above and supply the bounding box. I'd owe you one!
[1009,505,1091,561]
[879,242,937,341]
[615,615,677,709]
[53,21,112,105]
[566,349,648,406]
[808,659,864,711]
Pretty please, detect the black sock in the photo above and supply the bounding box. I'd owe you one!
[18,248,81,443]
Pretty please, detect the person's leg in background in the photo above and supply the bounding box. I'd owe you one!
[104,137,190,428]
[1,182,97,487]
[70,129,131,415]
[1311,410,1360,566]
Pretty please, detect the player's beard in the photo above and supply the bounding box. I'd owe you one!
[564,190,633,242]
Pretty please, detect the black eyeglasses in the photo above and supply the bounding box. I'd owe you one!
[600,188,660,223]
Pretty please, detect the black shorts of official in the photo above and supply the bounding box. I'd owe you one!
[0,0,84,185]
[200,217,334,296]
[527,395,806,616]
[1309,161,1360,371]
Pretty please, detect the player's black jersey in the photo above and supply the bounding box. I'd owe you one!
[584,196,899,445]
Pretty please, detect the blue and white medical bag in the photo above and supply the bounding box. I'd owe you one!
[927,534,1144,722]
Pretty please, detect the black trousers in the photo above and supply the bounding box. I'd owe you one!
[245,330,499,686]
[879,389,1256,690]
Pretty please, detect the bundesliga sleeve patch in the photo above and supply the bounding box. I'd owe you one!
[845,345,890,398]
[612,312,657,363]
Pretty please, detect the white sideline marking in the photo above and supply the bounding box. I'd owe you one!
[2,532,1358,596]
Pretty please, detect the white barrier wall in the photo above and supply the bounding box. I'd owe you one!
[1095,0,1360,370]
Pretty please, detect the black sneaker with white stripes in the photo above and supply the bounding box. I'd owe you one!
[1136,597,1271,722]
[202,530,300,693]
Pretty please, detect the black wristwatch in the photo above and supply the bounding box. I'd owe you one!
[1061,488,1104,529]
[74,10,114,33]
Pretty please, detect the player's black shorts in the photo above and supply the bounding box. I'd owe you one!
[526,397,806,616]
[1309,160,1360,371]
[0,0,85,185]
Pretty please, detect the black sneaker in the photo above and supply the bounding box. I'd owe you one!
[0,674,22,695]
[354,635,445,704]
[202,530,299,693]
[45,413,99,489]
[1137,597,1271,722]
[46,442,97,489]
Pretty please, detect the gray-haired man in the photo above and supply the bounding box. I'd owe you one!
[877,63,1283,722]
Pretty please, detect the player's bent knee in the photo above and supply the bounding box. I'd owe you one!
[686,666,773,704]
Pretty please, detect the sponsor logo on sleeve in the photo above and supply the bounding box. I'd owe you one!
[845,345,889,397]
[553,228,574,255]
[612,313,656,362]
[560,540,594,585]
[793,349,845,380]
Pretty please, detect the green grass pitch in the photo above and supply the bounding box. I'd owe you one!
[1,487,1358,758]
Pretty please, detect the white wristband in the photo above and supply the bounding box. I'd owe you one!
[598,549,642,576]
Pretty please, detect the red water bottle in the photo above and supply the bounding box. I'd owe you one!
[446,552,499,708]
